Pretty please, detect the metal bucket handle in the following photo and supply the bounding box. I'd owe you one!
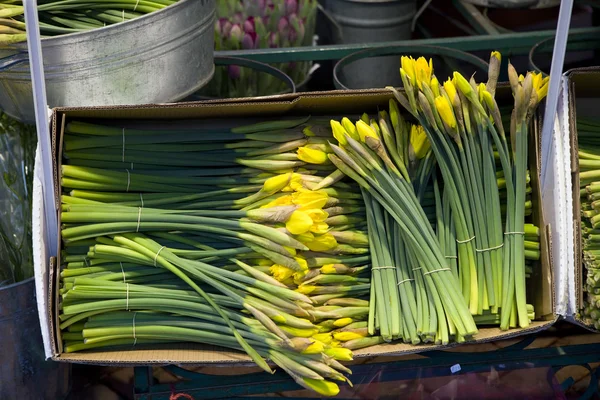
[528,31,600,76]
[0,52,29,72]
[333,44,490,90]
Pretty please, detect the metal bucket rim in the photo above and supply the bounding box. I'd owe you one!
[189,56,296,101]
[333,44,489,90]
[0,276,34,292]
[528,32,600,75]
[1,0,196,51]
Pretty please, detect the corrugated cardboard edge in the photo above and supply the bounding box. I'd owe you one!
[566,67,600,332]
[48,88,557,366]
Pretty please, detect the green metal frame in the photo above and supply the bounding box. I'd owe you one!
[216,27,600,63]
[133,336,600,399]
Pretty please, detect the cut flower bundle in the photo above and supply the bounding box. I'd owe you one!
[56,51,547,396]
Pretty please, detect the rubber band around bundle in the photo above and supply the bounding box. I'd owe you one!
[504,231,526,235]
[122,128,126,162]
[139,193,144,208]
[126,169,131,192]
[120,262,126,283]
[136,207,143,232]
[133,0,140,11]
[456,236,475,244]
[125,283,130,310]
[412,267,423,271]
[476,243,504,253]
[132,311,138,346]
[423,268,451,276]
[397,278,414,286]
[445,255,458,259]
[154,246,165,267]
[371,266,395,270]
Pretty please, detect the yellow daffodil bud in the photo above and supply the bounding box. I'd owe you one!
[305,233,338,252]
[452,72,473,97]
[410,124,430,159]
[286,210,313,235]
[341,117,360,141]
[414,57,433,89]
[330,120,348,145]
[263,172,295,193]
[400,56,416,84]
[296,285,315,294]
[491,51,501,62]
[295,231,314,243]
[301,378,340,397]
[518,74,525,82]
[333,317,353,327]
[256,259,273,266]
[333,331,365,342]
[284,246,297,256]
[303,126,316,136]
[479,87,495,110]
[260,194,293,209]
[531,72,549,101]
[434,96,457,129]
[302,340,325,354]
[320,264,337,274]
[324,347,353,361]
[280,325,317,338]
[297,146,328,164]
[443,78,457,104]
[270,264,295,281]
[294,256,308,271]
[360,113,370,124]
[312,333,333,344]
[292,190,329,210]
[356,120,378,142]
[431,76,440,97]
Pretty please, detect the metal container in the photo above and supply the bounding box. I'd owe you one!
[334,45,489,90]
[461,0,559,8]
[0,0,216,123]
[321,0,417,89]
[0,278,70,399]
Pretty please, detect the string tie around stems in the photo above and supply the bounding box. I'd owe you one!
[132,311,138,346]
[154,246,165,267]
[126,283,130,310]
[126,169,131,192]
[136,207,143,232]
[476,243,504,253]
[412,267,422,271]
[139,193,144,208]
[120,262,126,283]
[423,268,451,276]
[133,0,140,11]
[445,255,458,259]
[456,236,475,244]
[397,278,414,286]
[371,266,395,270]
[504,231,525,235]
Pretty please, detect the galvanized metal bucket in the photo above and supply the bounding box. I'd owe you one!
[321,0,417,89]
[0,0,216,124]
[334,45,489,90]
[0,278,70,399]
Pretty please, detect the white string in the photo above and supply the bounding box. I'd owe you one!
[424,268,451,276]
[120,262,126,283]
[139,193,144,208]
[132,311,138,346]
[504,231,526,235]
[154,246,165,267]
[412,267,423,271]
[445,255,458,259]
[476,243,504,253]
[131,162,134,170]
[125,283,130,310]
[122,128,126,162]
[456,236,475,244]
[122,9,125,22]
[136,207,143,232]
[133,0,140,11]
[397,278,414,286]
[126,169,131,192]
[371,266,395,270]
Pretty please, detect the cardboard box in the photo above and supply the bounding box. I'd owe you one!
[567,67,600,331]
[43,89,556,365]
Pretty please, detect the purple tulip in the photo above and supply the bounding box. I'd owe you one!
[219,18,232,38]
[229,23,243,43]
[243,16,255,33]
[232,12,244,24]
[242,32,258,49]
[268,32,279,48]
[285,0,298,15]
[228,65,241,80]
[277,16,290,38]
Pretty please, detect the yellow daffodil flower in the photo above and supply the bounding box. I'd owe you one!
[296,285,316,295]
[320,264,338,274]
[434,96,457,129]
[304,233,338,252]
[297,146,328,164]
[302,340,325,354]
[301,378,340,397]
[286,210,313,234]
[531,72,549,101]
[333,317,353,327]
[270,264,295,282]
[333,331,365,341]
[410,124,430,159]
[310,222,330,235]
[324,347,353,361]
[294,256,308,271]
[292,190,329,210]
[262,172,298,193]
[431,76,440,97]
[452,72,473,97]
[260,194,293,209]
[401,56,416,84]
[312,333,333,344]
[444,78,457,102]
[414,57,433,89]
[330,120,348,145]
[341,117,360,141]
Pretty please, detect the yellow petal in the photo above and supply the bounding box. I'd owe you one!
[297,146,328,164]
[410,124,430,159]
[292,190,329,210]
[286,210,313,235]
[401,56,416,84]
[296,285,315,294]
[330,120,348,145]
[312,332,333,344]
[491,51,501,61]
[333,331,365,341]
[444,78,457,103]
[434,96,457,129]
[341,117,360,141]
[305,233,338,252]
[302,340,325,354]
[294,256,309,271]
[414,57,433,89]
[431,76,440,97]
[270,264,295,281]
[453,72,472,97]
[310,222,330,235]
[333,317,353,327]
[305,208,329,223]
[324,347,353,361]
[260,194,293,209]
[262,173,295,193]
[356,120,378,142]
